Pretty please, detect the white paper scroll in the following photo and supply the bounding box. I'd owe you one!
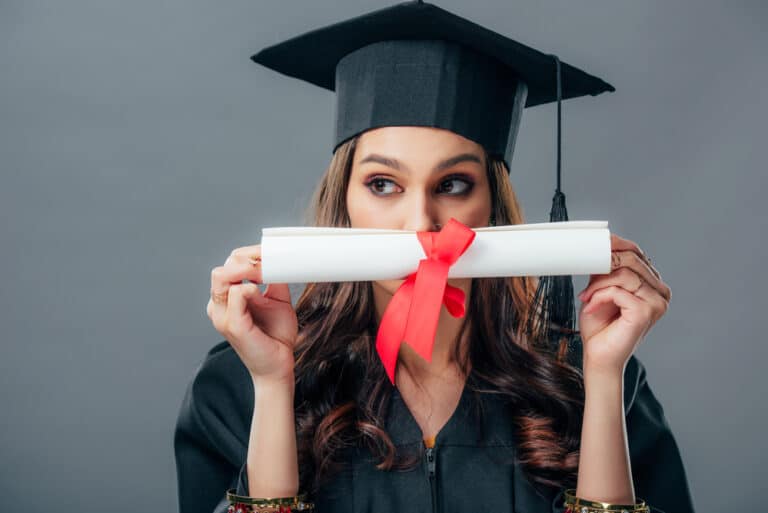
[260,220,611,284]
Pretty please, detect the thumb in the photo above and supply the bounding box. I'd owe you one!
[263,282,292,305]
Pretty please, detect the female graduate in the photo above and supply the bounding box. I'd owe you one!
[174,2,695,513]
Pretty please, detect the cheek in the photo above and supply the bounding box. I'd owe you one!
[447,192,493,227]
[346,183,372,222]
[347,183,392,228]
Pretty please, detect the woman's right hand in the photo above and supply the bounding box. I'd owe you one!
[206,245,298,384]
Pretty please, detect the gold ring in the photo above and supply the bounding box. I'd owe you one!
[639,251,660,278]
[211,290,228,305]
[611,251,621,270]
[248,256,262,267]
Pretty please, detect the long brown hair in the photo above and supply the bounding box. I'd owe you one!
[292,134,585,495]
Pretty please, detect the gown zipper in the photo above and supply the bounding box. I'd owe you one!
[426,446,437,513]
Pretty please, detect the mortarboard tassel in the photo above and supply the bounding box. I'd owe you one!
[525,55,581,366]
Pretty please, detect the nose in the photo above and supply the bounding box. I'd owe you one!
[401,192,441,232]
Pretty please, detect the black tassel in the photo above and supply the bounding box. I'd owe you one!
[525,55,581,367]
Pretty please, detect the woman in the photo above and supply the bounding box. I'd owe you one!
[175,127,694,513]
[174,3,695,513]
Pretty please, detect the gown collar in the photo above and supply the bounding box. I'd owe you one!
[383,373,557,511]
[384,373,515,448]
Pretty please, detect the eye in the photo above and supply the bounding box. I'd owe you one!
[437,176,474,195]
[364,176,402,196]
[363,174,475,197]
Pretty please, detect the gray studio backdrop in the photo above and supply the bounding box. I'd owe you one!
[1,0,765,511]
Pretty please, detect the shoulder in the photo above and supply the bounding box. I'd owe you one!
[190,340,254,415]
[175,341,254,460]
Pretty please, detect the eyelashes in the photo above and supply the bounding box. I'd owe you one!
[363,174,475,197]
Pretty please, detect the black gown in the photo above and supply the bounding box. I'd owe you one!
[174,340,696,513]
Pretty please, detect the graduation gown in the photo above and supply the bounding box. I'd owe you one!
[174,341,695,513]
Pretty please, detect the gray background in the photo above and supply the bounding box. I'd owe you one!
[1,0,765,511]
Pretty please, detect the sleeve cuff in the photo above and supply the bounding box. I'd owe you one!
[235,460,249,496]
[551,488,566,513]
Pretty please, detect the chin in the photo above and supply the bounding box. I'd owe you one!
[374,278,406,296]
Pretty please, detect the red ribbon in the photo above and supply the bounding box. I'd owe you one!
[375,218,476,385]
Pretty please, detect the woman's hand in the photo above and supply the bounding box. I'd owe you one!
[577,234,671,375]
[206,245,298,384]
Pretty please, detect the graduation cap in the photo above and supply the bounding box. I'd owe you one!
[250,0,615,361]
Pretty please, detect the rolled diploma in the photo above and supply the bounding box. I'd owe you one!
[260,220,611,284]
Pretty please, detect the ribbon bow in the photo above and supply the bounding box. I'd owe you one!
[375,218,476,385]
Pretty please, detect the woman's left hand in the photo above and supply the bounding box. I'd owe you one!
[577,233,672,375]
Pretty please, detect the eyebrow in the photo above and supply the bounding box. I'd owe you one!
[358,152,483,173]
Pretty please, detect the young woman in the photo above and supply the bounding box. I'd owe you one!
[174,3,695,513]
[174,126,694,513]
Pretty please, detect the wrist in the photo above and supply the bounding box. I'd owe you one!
[251,373,296,392]
[582,358,625,381]
[582,361,623,393]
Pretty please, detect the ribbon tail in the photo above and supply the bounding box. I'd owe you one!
[443,284,467,317]
[403,259,449,363]
[375,275,415,385]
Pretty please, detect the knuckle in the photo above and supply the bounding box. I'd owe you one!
[641,303,654,318]
[230,247,250,259]
[231,246,261,262]
[211,266,224,282]
[619,267,635,279]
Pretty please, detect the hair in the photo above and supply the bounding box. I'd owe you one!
[291,134,586,496]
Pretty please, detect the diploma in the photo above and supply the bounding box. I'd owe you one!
[260,220,611,284]
[259,218,611,384]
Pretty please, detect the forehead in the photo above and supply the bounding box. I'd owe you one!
[355,126,486,162]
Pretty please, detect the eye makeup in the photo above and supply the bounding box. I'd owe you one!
[362,173,476,197]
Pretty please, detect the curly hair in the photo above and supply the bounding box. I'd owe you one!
[291,134,585,496]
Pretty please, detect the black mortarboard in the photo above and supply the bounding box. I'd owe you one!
[250,0,615,362]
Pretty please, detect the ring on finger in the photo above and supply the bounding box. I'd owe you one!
[248,256,261,267]
[640,250,652,267]
[211,289,229,305]
[611,251,621,270]
[640,252,660,278]
[633,276,644,295]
